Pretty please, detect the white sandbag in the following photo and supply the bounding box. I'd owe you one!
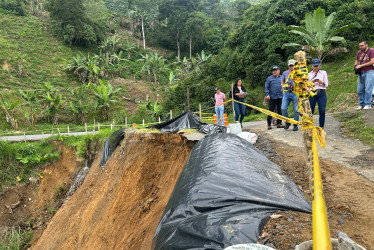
[224,244,275,250]
[228,123,242,134]
[237,132,258,144]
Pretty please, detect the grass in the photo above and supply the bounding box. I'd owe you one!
[0,227,33,250]
[58,128,114,158]
[335,111,374,147]
[0,140,60,190]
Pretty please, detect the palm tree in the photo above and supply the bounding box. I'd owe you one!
[90,79,121,121]
[283,7,361,61]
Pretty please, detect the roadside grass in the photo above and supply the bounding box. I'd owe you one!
[335,111,374,147]
[0,227,33,250]
[57,128,114,158]
[0,140,60,190]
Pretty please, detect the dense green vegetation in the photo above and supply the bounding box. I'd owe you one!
[0,140,60,190]
[1,0,373,132]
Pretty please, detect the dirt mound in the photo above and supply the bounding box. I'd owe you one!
[32,133,195,249]
[255,137,374,249]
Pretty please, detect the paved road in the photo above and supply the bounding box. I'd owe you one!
[242,113,374,182]
[0,131,98,142]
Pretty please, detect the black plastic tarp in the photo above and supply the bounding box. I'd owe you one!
[151,111,226,134]
[99,129,125,167]
[152,133,312,250]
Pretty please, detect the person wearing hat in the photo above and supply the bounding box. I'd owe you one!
[281,59,299,131]
[265,66,284,129]
[215,87,226,126]
[308,58,329,129]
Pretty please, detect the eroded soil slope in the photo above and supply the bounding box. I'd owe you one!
[32,133,195,250]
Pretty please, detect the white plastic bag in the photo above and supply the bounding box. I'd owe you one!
[237,132,258,144]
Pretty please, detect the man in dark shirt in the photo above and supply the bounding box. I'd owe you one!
[265,66,284,129]
[354,41,374,110]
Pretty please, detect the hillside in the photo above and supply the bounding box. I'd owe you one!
[0,13,77,89]
[0,12,163,132]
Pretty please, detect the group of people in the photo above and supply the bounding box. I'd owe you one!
[265,58,328,130]
[214,41,374,128]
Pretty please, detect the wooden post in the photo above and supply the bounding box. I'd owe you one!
[187,87,190,111]
[68,125,70,135]
[98,123,100,131]
[85,123,87,133]
[111,123,113,130]
[24,132,26,143]
[199,104,202,120]
[57,128,61,135]
[170,110,173,120]
[159,117,161,124]
[232,83,235,120]
[125,117,128,128]
[142,119,145,126]
[52,126,54,135]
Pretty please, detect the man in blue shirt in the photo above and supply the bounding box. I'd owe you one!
[281,59,299,131]
[265,66,284,129]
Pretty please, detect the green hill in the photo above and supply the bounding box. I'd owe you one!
[0,13,78,89]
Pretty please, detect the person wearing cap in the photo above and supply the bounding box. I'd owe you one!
[232,78,247,126]
[281,59,299,131]
[308,59,329,129]
[215,87,226,126]
[354,41,374,110]
[265,66,284,130]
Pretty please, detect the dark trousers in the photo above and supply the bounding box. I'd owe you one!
[234,101,246,123]
[267,98,282,126]
[309,90,327,128]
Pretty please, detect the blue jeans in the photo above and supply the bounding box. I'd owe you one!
[234,101,245,123]
[309,90,327,128]
[281,92,299,126]
[357,70,374,106]
[215,105,224,125]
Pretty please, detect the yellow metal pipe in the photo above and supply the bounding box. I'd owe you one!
[311,129,332,250]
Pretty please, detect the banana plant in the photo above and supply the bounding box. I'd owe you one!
[283,7,361,61]
[17,89,40,126]
[0,93,19,130]
[123,40,137,59]
[146,99,162,119]
[39,82,63,124]
[89,79,121,121]
[69,85,91,124]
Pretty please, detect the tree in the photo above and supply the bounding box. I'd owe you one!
[17,89,39,126]
[90,79,121,121]
[0,93,19,130]
[69,85,91,124]
[40,82,63,124]
[185,12,207,59]
[159,0,203,60]
[283,7,361,60]
[139,52,166,84]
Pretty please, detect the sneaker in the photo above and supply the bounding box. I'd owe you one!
[363,105,372,110]
[284,124,290,130]
[356,106,363,110]
[293,125,298,131]
[268,125,272,130]
[235,121,239,123]
[277,124,285,128]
